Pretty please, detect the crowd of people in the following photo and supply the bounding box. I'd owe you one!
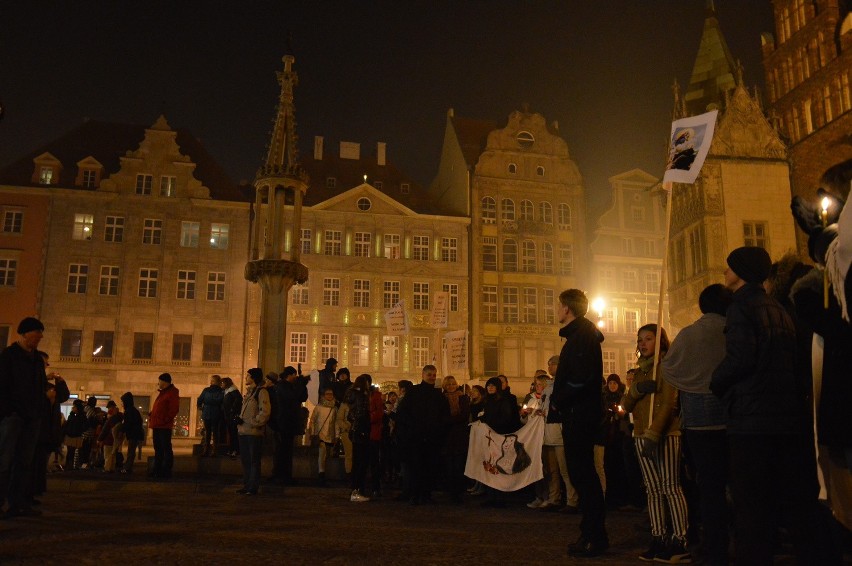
[1,236,849,564]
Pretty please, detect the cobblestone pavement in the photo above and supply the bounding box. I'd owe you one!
[0,471,823,565]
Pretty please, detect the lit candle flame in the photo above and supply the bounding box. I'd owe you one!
[821,196,831,213]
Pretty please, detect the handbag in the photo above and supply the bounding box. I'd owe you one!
[65,436,84,449]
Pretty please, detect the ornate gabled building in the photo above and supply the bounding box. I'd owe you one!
[667,4,798,329]
[761,0,852,246]
[589,169,666,375]
[0,116,252,434]
[431,108,589,385]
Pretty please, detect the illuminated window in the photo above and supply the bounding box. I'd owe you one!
[289,332,307,364]
[67,264,88,294]
[321,333,339,362]
[353,279,371,308]
[177,270,196,299]
[384,234,400,259]
[72,213,94,240]
[39,167,54,185]
[351,334,370,366]
[210,224,229,249]
[413,282,430,310]
[413,336,430,368]
[160,176,176,197]
[291,284,308,305]
[382,336,399,367]
[323,277,340,306]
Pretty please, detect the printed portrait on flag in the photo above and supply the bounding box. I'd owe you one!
[663,109,718,184]
[465,417,544,492]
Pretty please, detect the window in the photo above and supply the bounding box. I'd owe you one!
[160,176,176,197]
[483,237,498,271]
[374,181,383,190]
[67,264,88,294]
[326,177,336,189]
[92,330,114,360]
[645,239,657,256]
[483,286,498,323]
[743,221,768,250]
[481,196,496,223]
[603,350,617,376]
[207,272,226,301]
[72,214,94,240]
[291,284,309,305]
[442,283,459,312]
[645,271,661,293]
[536,166,545,176]
[133,332,154,360]
[180,221,200,248]
[483,337,499,377]
[300,229,312,256]
[98,266,120,296]
[542,243,554,273]
[623,270,638,292]
[516,131,535,148]
[688,224,707,274]
[413,336,430,368]
[353,279,371,308]
[323,277,340,306]
[631,207,646,222]
[413,282,430,310]
[142,219,163,245]
[441,238,458,262]
[539,202,553,225]
[400,183,410,194]
[413,235,430,261]
[503,239,518,272]
[601,308,616,333]
[501,199,516,222]
[354,232,371,257]
[60,329,82,358]
[104,216,124,242]
[558,203,572,230]
[177,270,196,299]
[624,309,640,335]
[523,287,538,324]
[521,240,536,272]
[625,351,637,373]
[622,238,634,254]
[138,269,158,298]
[135,174,153,195]
[382,336,399,367]
[289,332,307,364]
[172,334,192,362]
[559,244,574,275]
[508,163,517,174]
[543,289,555,324]
[202,335,222,363]
[601,268,615,291]
[502,287,519,323]
[321,333,339,362]
[39,167,54,185]
[210,224,229,249]
[673,237,686,283]
[357,197,371,211]
[3,210,23,233]
[324,230,342,255]
[384,234,400,259]
[520,200,534,221]
[383,281,400,308]
[351,334,370,366]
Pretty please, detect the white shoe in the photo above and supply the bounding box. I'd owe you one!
[526,498,544,509]
[350,490,371,502]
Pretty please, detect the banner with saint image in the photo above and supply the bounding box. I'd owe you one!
[464,417,544,492]
[663,109,718,185]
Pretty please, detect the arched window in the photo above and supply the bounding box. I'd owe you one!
[542,243,554,273]
[502,239,517,272]
[508,163,517,174]
[521,240,537,272]
[481,196,496,223]
[536,165,545,176]
[539,201,553,225]
[558,203,572,230]
[501,198,515,222]
[520,200,534,221]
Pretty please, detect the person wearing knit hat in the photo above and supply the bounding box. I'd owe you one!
[246,368,264,384]
[712,246,827,563]
[16,317,44,336]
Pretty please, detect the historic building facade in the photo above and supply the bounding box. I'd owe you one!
[431,108,589,384]
[589,169,666,376]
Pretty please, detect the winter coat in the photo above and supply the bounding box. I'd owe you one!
[443,392,470,455]
[395,381,450,447]
[98,410,124,445]
[332,378,352,404]
[223,387,242,422]
[345,387,370,444]
[482,391,521,435]
[711,283,805,435]
[64,410,89,438]
[274,377,309,436]
[0,343,48,420]
[622,354,680,441]
[369,388,384,442]
[149,384,180,429]
[310,399,337,444]
[551,316,604,441]
[197,385,224,421]
[238,386,271,436]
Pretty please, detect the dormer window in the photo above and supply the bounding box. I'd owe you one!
[39,166,54,185]
[32,152,62,185]
[508,163,517,174]
[81,170,97,188]
[326,177,336,189]
[400,183,410,194]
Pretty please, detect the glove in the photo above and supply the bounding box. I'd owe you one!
[635,380,656,395]
[639,433,659,460]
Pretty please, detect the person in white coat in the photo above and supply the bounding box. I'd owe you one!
[235,368,271,495]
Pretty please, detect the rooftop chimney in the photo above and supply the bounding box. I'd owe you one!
[377,142,386,166]
[313,136,323,160]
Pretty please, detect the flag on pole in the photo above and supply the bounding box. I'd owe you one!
[464,418,544,492]
[663,109,718,185]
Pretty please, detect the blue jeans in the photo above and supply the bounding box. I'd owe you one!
[238,435,263,493]
[0,414,41,510]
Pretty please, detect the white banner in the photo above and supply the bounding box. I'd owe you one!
[430,291,449,328]
[384,300,409,335]
[443,330,467,370]
[663,109,718,185]
[464,417,544,492]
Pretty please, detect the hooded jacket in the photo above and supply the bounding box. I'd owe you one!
[0,342,48,420]
[121,392,145,442]
[551,316,604,437]
[238,385,271,436]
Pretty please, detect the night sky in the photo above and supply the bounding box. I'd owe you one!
[0,1,775,216]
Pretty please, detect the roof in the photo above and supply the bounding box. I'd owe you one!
[683,3,737,116]
[450,116,496,168]
[0,119,248,202]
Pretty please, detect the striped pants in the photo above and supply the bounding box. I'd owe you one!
[635,435,689,540]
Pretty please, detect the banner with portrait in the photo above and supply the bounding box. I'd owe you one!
[663,109,718,185]
[464,417,544,492]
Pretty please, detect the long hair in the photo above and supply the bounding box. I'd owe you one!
[636,323,670,354]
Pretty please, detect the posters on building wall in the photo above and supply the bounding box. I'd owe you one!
[663,109,718,184]
[430,291,449,328]
[384,300,409,335]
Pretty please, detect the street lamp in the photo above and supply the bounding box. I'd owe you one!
[591,297,606,329]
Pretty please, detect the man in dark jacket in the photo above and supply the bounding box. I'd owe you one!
[221,377,242,458]
[394,364,450,505]
[551,290,608,558]
[318,358,337,403]
[272,366,308,485]
[711,246,827,565]
[0,317,49,519]
[120,392,145,474]
[196,375,224,456]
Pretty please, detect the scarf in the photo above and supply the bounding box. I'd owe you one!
[445,389,462,416]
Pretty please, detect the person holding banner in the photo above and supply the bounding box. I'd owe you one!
[551,289,609,558]
[479,376,522,508]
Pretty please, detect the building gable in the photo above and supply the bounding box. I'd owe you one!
[310,183,418,217]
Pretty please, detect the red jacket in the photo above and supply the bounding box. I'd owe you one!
[369,388,384,441]
[149,384,180,429]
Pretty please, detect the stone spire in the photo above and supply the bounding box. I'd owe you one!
[259,52,308,183]
[683,1,737,116]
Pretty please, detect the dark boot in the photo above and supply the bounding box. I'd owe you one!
[638,535,666,562]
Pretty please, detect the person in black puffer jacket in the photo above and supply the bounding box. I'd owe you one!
[345,374,372,502]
